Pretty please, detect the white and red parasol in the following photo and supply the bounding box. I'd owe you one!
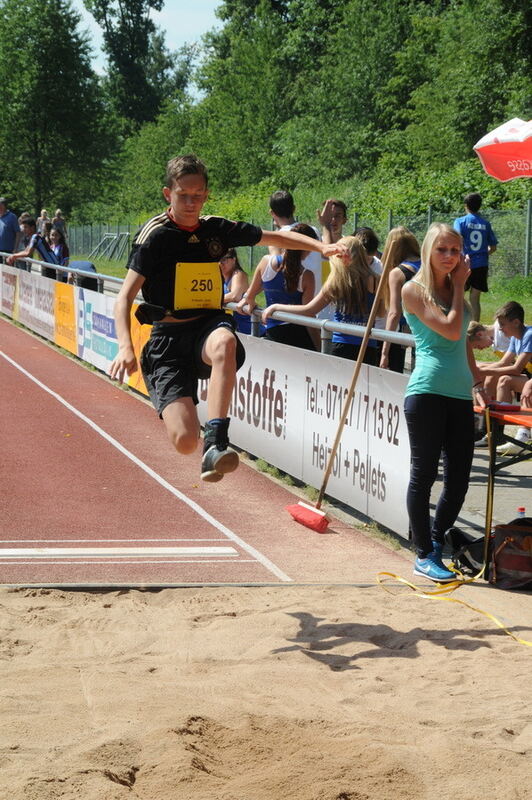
[473,118,532,182]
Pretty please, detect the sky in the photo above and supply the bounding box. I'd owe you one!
[71,0,223,73]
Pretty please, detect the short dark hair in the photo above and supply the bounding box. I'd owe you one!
[354,226,379,254]
[464,192,482,213]
[22,217,36,229]
[165,154,208,189]
[269,190,295,218]
[496,301,524,325]
[329,198,347,218]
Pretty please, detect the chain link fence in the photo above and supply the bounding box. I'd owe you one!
[69,203,531,278]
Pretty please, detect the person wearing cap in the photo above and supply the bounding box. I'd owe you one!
[0,198,21,255]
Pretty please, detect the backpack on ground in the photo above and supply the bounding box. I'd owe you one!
[490,517,532,590]
[445,527,487,577]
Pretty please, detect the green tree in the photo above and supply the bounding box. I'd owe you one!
[190,0,285,189]
[403,0,532,167]
[84,0,187,126]
[0,0,117,214]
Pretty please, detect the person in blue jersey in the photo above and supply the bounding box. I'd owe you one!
[237,222,318,351]
[379,226,421,373]
[109,154,347,483]
[219,248,251,334]
[0,198,20,254]
[6,217,61,278]
[260,235,384,364]
[453,192,497,322]
[401,222,486,583]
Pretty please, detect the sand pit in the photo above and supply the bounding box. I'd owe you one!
[0,583,530,799]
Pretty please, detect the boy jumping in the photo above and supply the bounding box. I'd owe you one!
[109,154,347,482]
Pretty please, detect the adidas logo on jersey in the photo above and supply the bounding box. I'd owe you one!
[188,234,200,243]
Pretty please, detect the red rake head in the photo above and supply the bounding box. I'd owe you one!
[286,502,330,533]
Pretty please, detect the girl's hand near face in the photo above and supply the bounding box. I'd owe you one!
[451,253,470,289]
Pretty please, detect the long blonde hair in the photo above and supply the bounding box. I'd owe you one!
[381,226,420,309]
[416,222,463,306]
[325,236,381,317]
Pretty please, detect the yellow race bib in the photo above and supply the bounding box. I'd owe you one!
[173,262,223,311]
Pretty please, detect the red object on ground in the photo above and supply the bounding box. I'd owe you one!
[473,118,532,182]
[286,502,330,533]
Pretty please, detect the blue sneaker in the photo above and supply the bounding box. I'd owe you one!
[413,553,456,583]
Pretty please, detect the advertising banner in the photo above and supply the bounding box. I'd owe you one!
[54,282,77,354]
[75,287,119,371]
[18,271,55,340]
[1,266,18,319]
[198,335,411,537]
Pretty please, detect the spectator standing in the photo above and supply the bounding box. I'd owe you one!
[354,227,386,352]
[50,227,70,281]
[401,222,484,583]
[0,197,21,254]
[379,227,421,373]
[453,192,497,321]
[317,198,347,245]
[36,209,50,235]
[14,212,32,253]
[42,221,53,245]
[261,236,384,365]
[52,208,67,239]
[268,190,322,297]
[219,248,251,334]
[6,217,60,277]
[239,222,317,351]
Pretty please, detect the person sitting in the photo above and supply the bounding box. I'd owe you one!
[467,321,493,351]
[476,301,532,453]
[261,235,384,365]
[237,222,317,351]
[378,226,421,373]
[219,248,251,334]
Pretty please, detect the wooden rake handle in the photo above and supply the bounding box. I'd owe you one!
[316,258,395,509]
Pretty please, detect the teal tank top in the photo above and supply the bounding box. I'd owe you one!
[404,299,472,400]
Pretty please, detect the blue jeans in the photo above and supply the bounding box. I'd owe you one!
[404,394,474,557]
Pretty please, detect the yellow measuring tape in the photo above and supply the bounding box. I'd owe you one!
[377,568,532,648]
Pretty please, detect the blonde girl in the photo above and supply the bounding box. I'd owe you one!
[401,222,485,583]
[262,236,384,364]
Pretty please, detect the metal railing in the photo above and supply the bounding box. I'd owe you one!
[1,253,415,355]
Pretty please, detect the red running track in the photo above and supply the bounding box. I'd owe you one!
[0,317,410,587]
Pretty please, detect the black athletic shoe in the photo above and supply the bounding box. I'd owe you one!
[201,444,239,482]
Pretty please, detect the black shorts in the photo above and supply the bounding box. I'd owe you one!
[466,266,488,293]
[140,312,246,416]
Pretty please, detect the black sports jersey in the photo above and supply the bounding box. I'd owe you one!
[127,213,262,319]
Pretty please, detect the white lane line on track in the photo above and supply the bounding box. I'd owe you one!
[4,559,255,566]
[0,538,228,543]
[1,350,291,582]
[0,547,237,559]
